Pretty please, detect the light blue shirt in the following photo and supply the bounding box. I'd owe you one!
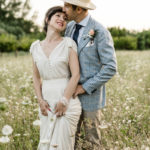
[71,14,90,43]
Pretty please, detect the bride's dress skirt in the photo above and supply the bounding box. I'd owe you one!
[37,78,81,150]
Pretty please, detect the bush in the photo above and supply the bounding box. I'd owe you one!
[0,34,18,52]
[17,35,36,52]
[137,34,145,50]
[0,33,43,53]
[114,36,137,50]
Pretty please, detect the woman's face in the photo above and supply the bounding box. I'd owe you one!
[48,12,67,32]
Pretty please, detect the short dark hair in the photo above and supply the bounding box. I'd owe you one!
[43,6,63,33]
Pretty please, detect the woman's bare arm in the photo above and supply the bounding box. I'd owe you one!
[63,48,80,100]
[32,58,42,103]
[32,58,49,116]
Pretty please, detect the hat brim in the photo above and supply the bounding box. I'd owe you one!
[61,0,96,10]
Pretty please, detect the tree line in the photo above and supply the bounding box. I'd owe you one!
[109,27,150,50]
[0,0,150,54]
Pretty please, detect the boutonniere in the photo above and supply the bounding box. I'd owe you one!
[83,29,97,40]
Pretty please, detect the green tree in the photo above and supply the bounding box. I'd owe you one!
[0,0,39,37]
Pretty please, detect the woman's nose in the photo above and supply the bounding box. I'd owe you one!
[60,16,65,21]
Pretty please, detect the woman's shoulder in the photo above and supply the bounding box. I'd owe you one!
[29,40,40,54]
[30,40,40,48]
[64,37,77,51]
[64,37,74,43]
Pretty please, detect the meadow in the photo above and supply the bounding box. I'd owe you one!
[0,51,150,150]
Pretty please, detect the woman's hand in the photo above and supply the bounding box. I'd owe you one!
[55,101,67,117]
[39,100,50,116]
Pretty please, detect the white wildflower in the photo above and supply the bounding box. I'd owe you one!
[14,134,21,137]
[113,108,117,112]
[126,97,136,101]
[21,101,30,105]
[0,97,7,103]
[138,79,143,82]
[127,120,131,124]
[124,147,131,150]
[2,125,13,136]
[33,120,41,126]
[99,124,108,129]
[125,106,129,110]
[145,147,150,150]
[141,145,149,150]
[33,108,39,112]
[23,133,29,136]
[0,136,10,143]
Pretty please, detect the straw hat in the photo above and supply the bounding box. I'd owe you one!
[62,0,96,10]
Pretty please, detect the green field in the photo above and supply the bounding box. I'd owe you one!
[0,51,150,150]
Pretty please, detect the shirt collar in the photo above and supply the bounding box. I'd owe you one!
[77,14,90,27]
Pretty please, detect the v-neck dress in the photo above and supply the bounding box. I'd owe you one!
[30,37,81,150]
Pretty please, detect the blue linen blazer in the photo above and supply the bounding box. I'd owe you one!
[65,16,117,111]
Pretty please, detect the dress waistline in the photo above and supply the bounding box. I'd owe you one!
[43,77,69,80]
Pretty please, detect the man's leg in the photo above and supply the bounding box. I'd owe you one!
[82,109,102,150]
[74,110,84,150]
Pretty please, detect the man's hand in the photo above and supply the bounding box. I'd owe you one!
[73,85,85,98]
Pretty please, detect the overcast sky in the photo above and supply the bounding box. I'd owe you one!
[29,0,150,31]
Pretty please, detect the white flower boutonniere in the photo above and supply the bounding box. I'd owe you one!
[83,29,97,46]
[88,29,95,38]
[83,29,96,40]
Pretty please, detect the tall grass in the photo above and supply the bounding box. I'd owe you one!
[0,51,150,150]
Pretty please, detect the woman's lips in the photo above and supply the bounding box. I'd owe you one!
[57,22,63,27]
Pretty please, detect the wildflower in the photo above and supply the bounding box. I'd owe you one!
[113,108,118,112]
[2,125,13,136]
[138,79,143,82]
[124,147,131,150]
[0,97,7,103]
[23,133,29,136]
[33,120,41,126]
[14,134,21,137]
[0,136,10,143]
[125,106,129,110]
[99,124,108,129]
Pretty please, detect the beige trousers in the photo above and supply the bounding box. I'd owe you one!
[75,109,102,150]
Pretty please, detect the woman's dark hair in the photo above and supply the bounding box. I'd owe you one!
[43,6,63,33]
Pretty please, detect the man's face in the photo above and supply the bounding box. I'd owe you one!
[63,3,77,21]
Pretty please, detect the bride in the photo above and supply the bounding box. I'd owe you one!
[30,6,81,150]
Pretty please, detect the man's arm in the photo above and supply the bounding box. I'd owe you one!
[82,29,117,95]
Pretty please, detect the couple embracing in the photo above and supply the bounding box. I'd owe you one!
[30,0,117,149]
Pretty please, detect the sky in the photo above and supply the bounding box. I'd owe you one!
[29,0,150,31]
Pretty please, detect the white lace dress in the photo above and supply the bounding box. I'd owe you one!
[30,37,81,150]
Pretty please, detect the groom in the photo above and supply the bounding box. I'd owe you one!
[63,0,117,149]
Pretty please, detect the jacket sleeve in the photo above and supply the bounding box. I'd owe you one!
[82,29,117,95]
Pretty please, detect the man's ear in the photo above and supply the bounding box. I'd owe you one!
[76,6,83,14]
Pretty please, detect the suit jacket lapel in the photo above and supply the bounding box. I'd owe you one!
[78,17,95,55]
